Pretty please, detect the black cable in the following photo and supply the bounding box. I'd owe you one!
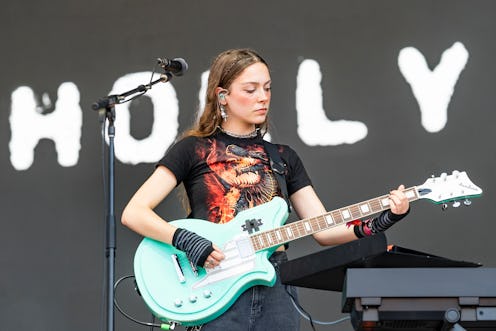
[285,285,316,331]
[150,314,156,331]
[286,285,351,330]
[113,275,164,329]
[149,62,160,85]
[118,62,160,105]
[120,91,147,104]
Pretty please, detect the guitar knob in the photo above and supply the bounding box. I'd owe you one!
[452,201,461,208]
[189,295,198,303]
[203,290,212,298]
[442,203,448,211]
[174,299,183,307]
[463,199,472,206]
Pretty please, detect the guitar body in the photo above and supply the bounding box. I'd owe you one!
[134,197,290,326]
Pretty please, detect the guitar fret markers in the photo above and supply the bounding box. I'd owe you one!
[405,189,416,199]
[250,187,422,251]
[286,227,293,237]
[325,214,334,225]
[341,209,351,219]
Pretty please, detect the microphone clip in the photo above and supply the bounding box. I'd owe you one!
[157,57,188,76]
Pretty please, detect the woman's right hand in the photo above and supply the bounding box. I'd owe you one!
[203,244,225,268]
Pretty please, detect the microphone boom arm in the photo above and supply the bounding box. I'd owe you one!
[91,72,172,111]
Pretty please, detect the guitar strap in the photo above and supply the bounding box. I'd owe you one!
[263,141,292,213]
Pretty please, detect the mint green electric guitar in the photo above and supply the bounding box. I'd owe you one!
[133,171,482,326]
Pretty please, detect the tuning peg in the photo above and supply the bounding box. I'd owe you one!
[452,201,461,208]
[463,199,472,206]
[452,170,460,178]
[441,173,448,181]
[442,203,448,211]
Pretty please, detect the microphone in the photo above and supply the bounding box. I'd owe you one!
[157,57,188,76]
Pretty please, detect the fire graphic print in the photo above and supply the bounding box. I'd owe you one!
[202,139,278,224]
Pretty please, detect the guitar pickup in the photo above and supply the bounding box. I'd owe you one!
[236,236,255,259]
[171,254,186,283]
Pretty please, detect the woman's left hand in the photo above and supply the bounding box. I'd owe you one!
[388,184,409,215]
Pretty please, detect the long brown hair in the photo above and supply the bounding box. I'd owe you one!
[184,48,270,137]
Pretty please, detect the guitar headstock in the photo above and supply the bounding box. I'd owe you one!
[417,170,482,207]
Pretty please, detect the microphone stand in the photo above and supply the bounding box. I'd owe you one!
[92,72,172,331]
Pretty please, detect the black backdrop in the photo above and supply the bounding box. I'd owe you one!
[1,1,495,330]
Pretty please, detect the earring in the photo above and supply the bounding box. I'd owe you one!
[218,92,228,121]
[220,104,228,121]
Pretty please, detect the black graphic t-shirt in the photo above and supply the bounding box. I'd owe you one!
[158,132,312,224]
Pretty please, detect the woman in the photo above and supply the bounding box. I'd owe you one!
[121,48,410,330]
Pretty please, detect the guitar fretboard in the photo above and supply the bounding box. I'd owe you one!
[250,187,419,252]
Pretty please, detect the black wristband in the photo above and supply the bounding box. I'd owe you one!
[369,208,410,233]
[386,207,410,222]
[353,207,410,239]
[172,228,214,267]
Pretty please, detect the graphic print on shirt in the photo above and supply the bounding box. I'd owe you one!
[203,139,278,224]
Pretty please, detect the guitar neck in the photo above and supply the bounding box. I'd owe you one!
[250,186,420,252]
